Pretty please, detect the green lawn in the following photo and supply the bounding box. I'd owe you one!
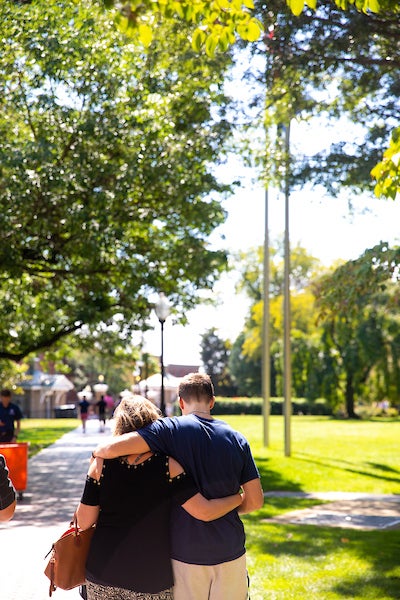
[244,510,400,599]
[17,415,400,599]
[18,418,78,457]
[224,415,400,494]
[222,415,400,599]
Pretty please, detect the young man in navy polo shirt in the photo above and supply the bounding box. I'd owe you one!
[0,389,23,443]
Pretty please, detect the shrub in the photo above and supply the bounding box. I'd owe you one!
[213,397,333,416]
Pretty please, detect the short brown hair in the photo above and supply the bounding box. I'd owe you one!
[178,373,214,403]
[113,395,161,436]
[0,389,11,398]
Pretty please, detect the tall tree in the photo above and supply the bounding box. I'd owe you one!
[99,0,400,197]
[229,332,262,397]
[245,0,400,199]
[0,0,234,361]
[231,242,324,398]
[200,328,237,396]
[313,242,400,417]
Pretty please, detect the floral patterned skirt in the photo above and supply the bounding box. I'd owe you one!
[85,580,173,600]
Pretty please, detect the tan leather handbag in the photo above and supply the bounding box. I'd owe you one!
[44,514,95,596]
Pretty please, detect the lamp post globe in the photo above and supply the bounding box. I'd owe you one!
[154,292,170,323]
[154,293,170,416]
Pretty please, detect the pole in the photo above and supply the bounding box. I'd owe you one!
[154,292,170,416]
[160,320,165,416]
[283,121,292,457]
[143,352,149,399]
[262,186,270,447]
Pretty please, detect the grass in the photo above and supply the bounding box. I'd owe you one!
[16,414,400,598]
[223,415,400,494]
[18,418,78,457]
[244,508,400,599]
[221,415,400,599]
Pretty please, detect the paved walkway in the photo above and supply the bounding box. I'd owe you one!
[1,419,399,599]
[263,491,400,530]
[0,418,112,600]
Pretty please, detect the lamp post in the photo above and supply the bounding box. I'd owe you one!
[154,292,170,416]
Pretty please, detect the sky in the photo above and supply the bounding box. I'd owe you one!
[143,169,400,366]
[141,117,400,367]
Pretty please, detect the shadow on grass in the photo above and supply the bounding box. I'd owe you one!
[367,462,400,475]
[246,496,324,520]
[332,573,400,599]
[295,451,400,486]
[244,505,400,599]
[255,457,305,493]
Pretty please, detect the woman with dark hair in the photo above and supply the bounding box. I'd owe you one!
[76,395,242,600]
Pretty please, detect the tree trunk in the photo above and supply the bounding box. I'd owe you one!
[345,374,359,419]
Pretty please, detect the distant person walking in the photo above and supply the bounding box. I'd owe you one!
[104,394,115,418]
[79,396,91,433]
[96,395,107,432]
[0,389,23,443]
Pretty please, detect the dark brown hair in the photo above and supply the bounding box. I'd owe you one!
[178,373,214,403]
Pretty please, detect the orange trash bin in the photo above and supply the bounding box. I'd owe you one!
[0,442,29,499]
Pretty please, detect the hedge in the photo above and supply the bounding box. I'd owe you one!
[212,397,332,416]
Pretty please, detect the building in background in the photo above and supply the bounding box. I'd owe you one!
[18,359,76,418]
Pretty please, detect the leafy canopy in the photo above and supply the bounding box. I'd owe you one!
[103,0,263,55]
[286,0,399,16]
[102,0,400,198]
[312,242,400,416]
[0,0,234,361]
[239,0,400,202]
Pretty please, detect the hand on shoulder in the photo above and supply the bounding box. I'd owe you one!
[88,456,104,481]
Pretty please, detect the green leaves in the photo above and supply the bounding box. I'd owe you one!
[312,243,400,415]
[249,0,400,198]
[286,0,398,15]
[192,27,207,52]
[104,0,263,55]
[371,128,400,200]
[0,0,233,360]
[286,0,307,16]
[138,23,153,46]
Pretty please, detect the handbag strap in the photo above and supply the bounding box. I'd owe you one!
[47,557,56,597]
[70,512,79,533]
[72,511,86,546]
[45,512,85,597]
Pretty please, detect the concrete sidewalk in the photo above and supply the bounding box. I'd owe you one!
[0,418,112,600]
[263,491,400,530]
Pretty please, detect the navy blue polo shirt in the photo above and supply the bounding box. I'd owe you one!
[139,414,260,565]
[0,402,23,436]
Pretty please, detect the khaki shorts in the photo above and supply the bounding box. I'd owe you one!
[172,554,249,600]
